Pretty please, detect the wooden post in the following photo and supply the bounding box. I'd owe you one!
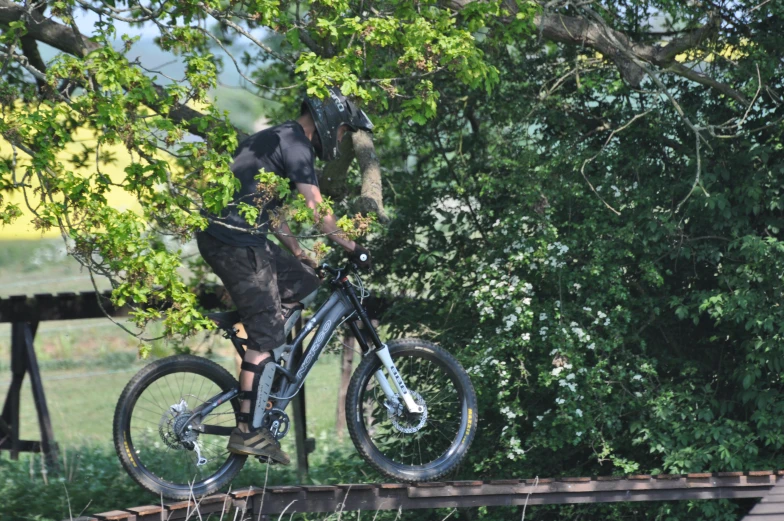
[0,321,58,468]
[335,332,355,441]
[289,317,310,482]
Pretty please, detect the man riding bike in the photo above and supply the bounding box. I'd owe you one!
[196,87,373,464]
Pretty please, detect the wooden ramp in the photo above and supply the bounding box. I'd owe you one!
[66,471,784,520]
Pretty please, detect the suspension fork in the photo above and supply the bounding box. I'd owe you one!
[343,279,424,414]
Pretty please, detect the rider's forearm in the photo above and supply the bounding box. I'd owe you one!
[317,213,355,252]
[272,220,303,256]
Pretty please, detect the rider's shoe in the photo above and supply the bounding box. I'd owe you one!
[227,427,291,464]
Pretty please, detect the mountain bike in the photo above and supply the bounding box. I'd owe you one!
[113,261,478,500]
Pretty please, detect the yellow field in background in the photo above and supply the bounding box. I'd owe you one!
[1,125,144,240]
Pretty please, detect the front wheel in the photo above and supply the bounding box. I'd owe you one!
[346,339,478,482]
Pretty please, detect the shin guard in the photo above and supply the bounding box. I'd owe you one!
[240,359,276,429]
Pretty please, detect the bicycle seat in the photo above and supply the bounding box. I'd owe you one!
[205,310,242,331]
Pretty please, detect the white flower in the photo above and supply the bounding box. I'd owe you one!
[597,311,607,318]
[522,297,532,305]
[555,300,561,308]
[521,333,531,341]
[574,283,582,290]
[587,343,596,350]
[551,367,564,377]
[555,397,566,405]
[575,408,583,418]
[632,374,642,381]
[566,373,576,381]
[539,313,548,321]
[576,431,583,437]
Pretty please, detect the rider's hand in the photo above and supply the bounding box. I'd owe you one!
[348,242,372,270]
[296,251,319,271]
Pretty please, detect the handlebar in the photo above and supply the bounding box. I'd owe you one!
[317,261,353,279]
[316,260,369,281]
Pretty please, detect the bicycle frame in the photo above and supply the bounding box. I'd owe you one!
[189,264,423,435]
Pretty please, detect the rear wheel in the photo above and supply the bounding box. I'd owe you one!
[113,355,246,499]
[346,339,478,482]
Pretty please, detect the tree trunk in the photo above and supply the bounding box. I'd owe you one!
[335,332,356,440]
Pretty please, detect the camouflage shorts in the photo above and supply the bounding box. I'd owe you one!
[196,232,321,352]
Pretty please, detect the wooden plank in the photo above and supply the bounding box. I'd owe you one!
[338,483,377,491]
[748,503,784,515]
[124,505,163,517]
[0,438,40,452]
[0,287,237,323]
[94,510,135,520]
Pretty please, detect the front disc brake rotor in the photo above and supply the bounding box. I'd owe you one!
[389,391,428,434]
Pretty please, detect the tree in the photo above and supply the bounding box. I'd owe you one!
[2,1,783,517]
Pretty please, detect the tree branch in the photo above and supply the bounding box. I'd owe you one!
[443,1,745,104]
[0,0,247,141]
[351,129,388,222]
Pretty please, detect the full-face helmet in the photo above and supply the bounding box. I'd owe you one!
[302,87,374,161]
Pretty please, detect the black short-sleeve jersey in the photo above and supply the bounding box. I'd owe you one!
[203,120,318,246]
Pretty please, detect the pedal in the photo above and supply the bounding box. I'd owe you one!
[255,455,277,465]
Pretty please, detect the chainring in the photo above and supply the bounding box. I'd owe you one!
[266,409,290,440]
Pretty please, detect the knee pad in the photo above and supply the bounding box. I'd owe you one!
[239,359,276,429]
